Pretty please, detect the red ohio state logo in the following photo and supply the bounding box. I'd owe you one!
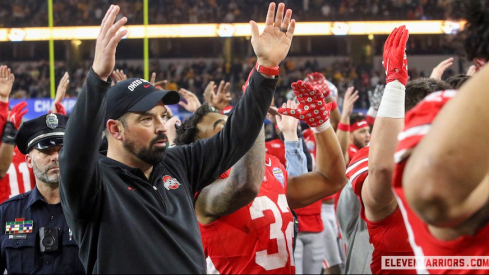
[163,175,181,190]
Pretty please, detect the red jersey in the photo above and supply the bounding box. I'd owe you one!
[0,102,35,203]
[393,90,489,274]
[347,146,415,274]
[200,154,295,274]
[0,147,35,203]
[265,138,286,167]
[348,144,360,163]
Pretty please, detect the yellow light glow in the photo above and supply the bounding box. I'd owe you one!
[0,20,466,41]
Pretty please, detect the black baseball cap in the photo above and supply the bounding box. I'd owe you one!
[105,78,180,123]
[15,113,69,154]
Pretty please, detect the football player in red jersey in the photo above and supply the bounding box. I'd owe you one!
[0,65,33,203]
[343,26,454,274]
[393,1,489,273]
[174,76,346,273]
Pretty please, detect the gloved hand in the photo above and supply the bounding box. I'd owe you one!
[383,25,409,86]
[368,84,385,111]
[9,101,27,130]
[305,72,332,99]
[2,101,27,145]
[278,80,332,129]
[54,102,66,115]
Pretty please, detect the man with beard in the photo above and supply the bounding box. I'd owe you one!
[59,3,296,274]
[0,113,84,274]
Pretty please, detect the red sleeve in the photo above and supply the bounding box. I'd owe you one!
[345,146,370,220]
[0,101,9,138]
[218,168,231,179]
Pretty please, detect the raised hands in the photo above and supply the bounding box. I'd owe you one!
[54,72,69,115]
[150,72,168,88]
[110,69,127,86]
[305,72,332,99]
[276,100,299,141]
[278,80,332,129]
[341,86,359,118]
[178,88,201,113]
[430,57,453,80]
[367,85,383,112]
[203,81,232,111]
[92,5,128,81]
[0,66,15,102]
[250,2,295,68]
[9,101,27,130]
[383,25,409,86]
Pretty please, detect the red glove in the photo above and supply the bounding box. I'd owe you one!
[304,72,331,99]
[278,80,332,128]
[383,25,409,86]
[9,101,28,130]
[54,102,66,115]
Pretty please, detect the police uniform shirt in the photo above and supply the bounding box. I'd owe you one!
[0,186,84,274]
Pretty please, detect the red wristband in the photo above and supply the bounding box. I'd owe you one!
[330,101,338,111]
[255,63,279,76]
[337,122,350,132]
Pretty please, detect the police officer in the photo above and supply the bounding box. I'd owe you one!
[0,113,85,274]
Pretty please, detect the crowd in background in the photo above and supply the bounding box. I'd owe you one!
[1,0,449,27]
[6,57,391,111]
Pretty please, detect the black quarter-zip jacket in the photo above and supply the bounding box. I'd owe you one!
[59,69,277,274]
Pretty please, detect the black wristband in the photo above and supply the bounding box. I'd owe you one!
[2,121,17,145]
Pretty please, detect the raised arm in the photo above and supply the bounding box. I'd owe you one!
[278,81,347,209]
[336,86,358,164]
[181,2,296,193]
[362,26,409,222]
[59,5,128,219]
[276,100,308,177]
[53,72,69,115]
[0,66,18,178]
[404,58,489,228]
[195,128,265,225]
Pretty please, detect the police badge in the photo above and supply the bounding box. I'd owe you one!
[46,113,58,129]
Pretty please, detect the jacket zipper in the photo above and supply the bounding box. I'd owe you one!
[124,171,168,213]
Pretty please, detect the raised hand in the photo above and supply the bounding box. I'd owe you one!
[92,5,128,81]
[342,86,359,118]
[9,101,27,130]
[430,57,453,80]
[278,80,332,128]
[383,25,409,86]
[110,69,127,85]
[305,72,332,99]
[250,2,295,68]
[178,88,201,113]
[53,72,69,114]
[367,85,383,111]
[466,65,477,76]
[276,100,299,141]
[149,72,168,89]
[204,80,232,111]
[0,65,15,102]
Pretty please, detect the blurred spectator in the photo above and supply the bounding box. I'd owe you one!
[1,0,449,27]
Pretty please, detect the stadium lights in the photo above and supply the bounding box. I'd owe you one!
[0,20,465,42]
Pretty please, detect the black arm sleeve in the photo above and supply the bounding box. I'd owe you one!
[59,69,110,220]
[170,70,278,194]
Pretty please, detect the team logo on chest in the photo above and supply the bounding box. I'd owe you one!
[163,175,181,190]
[272,167,285,186]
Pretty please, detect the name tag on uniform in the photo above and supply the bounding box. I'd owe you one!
[5,218,33,234]
[8,234,27,239]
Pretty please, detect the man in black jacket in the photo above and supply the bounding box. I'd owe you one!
[59,3,296,274]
